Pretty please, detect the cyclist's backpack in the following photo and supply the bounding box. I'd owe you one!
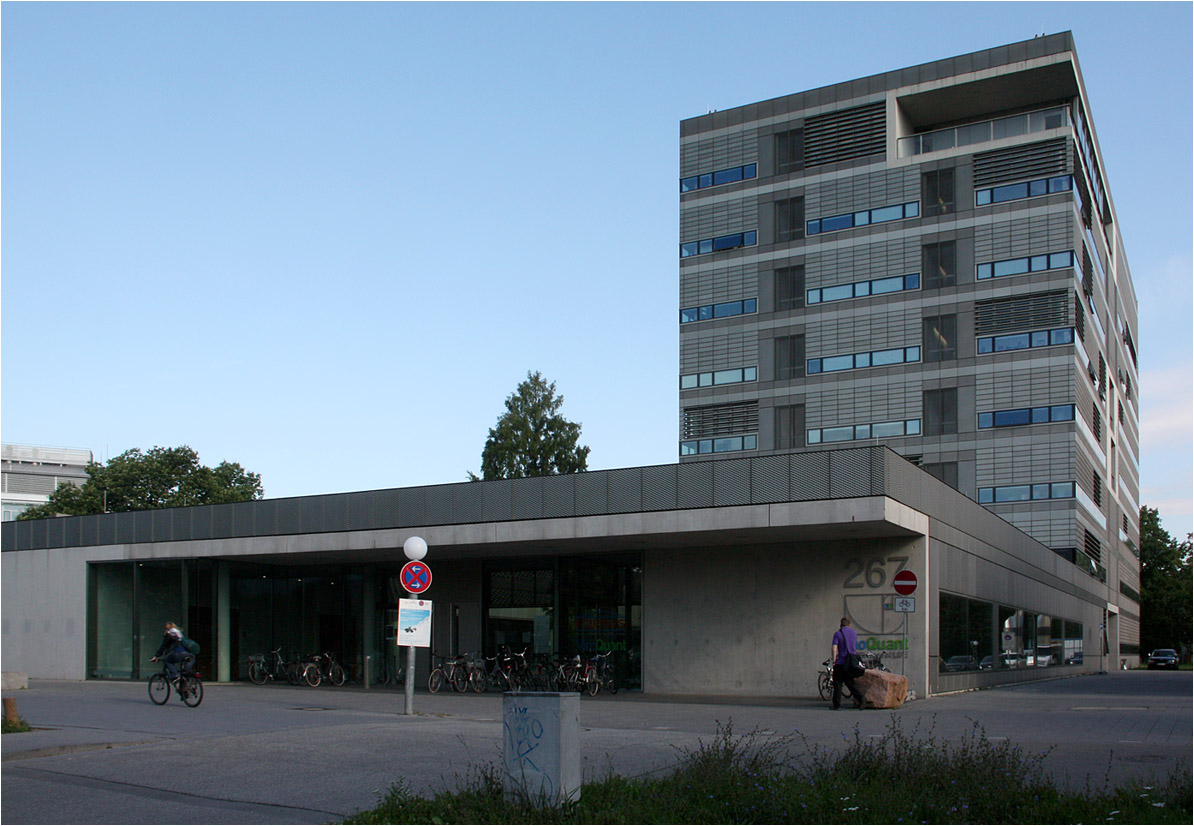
[182,637,201,655]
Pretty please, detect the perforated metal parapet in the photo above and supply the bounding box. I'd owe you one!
[1,446,896,551]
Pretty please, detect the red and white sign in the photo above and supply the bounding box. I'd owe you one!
[893,570,918,596]
[400,560,432,594]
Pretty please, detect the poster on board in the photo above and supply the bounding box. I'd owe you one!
[397,599,432,648]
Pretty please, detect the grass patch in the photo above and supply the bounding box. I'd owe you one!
[345,719,1192,824]
[2,715,32,734]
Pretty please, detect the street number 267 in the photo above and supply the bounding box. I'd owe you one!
[842,556,908,589]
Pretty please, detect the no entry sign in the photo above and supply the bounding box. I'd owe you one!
[400,560,432,595]
[893,569,918,596]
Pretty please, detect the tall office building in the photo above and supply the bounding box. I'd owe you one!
[678,34,1140,650]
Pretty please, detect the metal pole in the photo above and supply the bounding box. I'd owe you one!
[364,655,371,690]
[404,643,415,714]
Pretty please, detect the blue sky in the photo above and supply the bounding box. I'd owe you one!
[3,2,1191,539]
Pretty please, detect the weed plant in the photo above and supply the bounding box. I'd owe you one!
[345,718,1191,824]
[1,715,31,734]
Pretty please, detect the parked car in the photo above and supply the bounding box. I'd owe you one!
[1148,649,1179,669]
[942,655,978,672]
[979,655,995,670]
[1064,652,1084,665]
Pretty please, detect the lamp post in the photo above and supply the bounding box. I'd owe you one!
[402,536,428,715]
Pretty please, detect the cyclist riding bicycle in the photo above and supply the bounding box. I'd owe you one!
[150,622,194,684]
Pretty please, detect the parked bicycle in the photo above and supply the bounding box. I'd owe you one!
[593,650,618,694]
[303,652,344,687]
[477,647,520,692]
[818,652,888,700]
[428,652,472,693]
[248,646,303,686]
[148,658,203,707]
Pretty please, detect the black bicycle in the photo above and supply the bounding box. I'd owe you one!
[148,658,203,707]
[248,646,303,686]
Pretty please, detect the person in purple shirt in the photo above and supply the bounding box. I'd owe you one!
[830,616,864,710]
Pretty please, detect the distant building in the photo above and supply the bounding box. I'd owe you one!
[2,443,93,521]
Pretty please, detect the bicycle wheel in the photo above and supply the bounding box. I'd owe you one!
[248,661,267,685]
[303,664,321,687]
[285,662,303,685]
[428,668,445,693]
[450,668,468,693]
[603,675,619,695]
[470,669,486,693]
[181,675,204,707]
[818,672,832,701]
[148,673,170,705]
[586,673,599,696]
[329,664,346,687]
[372,660,389,686]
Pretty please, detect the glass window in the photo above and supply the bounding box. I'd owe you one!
[713,437,739,453]
[1048,175,1071,193]
[871,275,904,294]
[680,177,699,192]
[1049,251,1073,269]
[1031,330,1050,347]
[1051,482,1075,498]
[992,182,1029,203]
[680,308,699,323]
[699,372,713,387]
[823,426,854,442]
[713,369,741,385]
[775,335,805,380]
[699,173,713,188]
[978,412,994,428]
[854,352,871,368]
[977,337,994,354]
[870,348,902,366]
[807,289,821,304]
[854,211,870,226]
[994,485,1031,502]
[854,424,871,439]
[904,201,919,218]
[993,258,1030,278]
[906,419,921,435]
[713,167,743,186]
[743,367,757,382]
[872,421,904,438]
[924,315,956,362]
[807,359,822,374]
[923,169,955,217]
[681,241,699,258]
[744,298,757,313]
[698,439,713,454]
[806,219,821,234]
[1031,407,1051,424]
[977,263,992,279]
[744,164,757,179]
[1050,328,1074,345]
[1051,405,1074,421]
[822,354,854,372]
[822,284,854,302]
[713,233,742,251]
[775,130,803,175]
[807,429,822,444]
[855,281,871,297]
[994,333,1030,352]
[1030,255,1049,271]
[870,205,903,223]
[698,239,713,254]
[822,213,853,232]
[1032,484,1051,500]
[904,273,921,290]
[744,230,757,246]
[714,301,743,318]
[1029,179,1047,197]
[976,189,992,206]
[978,488,994,503]
[905,346,921,362]
[680,441,698,456]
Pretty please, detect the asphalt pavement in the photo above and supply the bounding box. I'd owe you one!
[2,670,1190,824]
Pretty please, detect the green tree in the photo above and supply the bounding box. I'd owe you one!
[471,371,591,481]
[1138,506,1193,655]
[17,445,263,519]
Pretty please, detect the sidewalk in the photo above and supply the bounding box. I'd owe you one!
[3,671,1190,824]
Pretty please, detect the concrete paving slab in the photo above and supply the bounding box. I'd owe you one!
[2,671,1190,824]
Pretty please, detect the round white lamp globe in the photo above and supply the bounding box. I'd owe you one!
[403,536,428,561]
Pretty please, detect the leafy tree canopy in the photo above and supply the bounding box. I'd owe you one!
[1138,506,1193,655]
[17,445,263,519]
[471,371,591,481]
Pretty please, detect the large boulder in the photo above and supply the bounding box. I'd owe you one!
[855,669,908,708]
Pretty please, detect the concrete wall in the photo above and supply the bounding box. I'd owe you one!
[644,535,929,698]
